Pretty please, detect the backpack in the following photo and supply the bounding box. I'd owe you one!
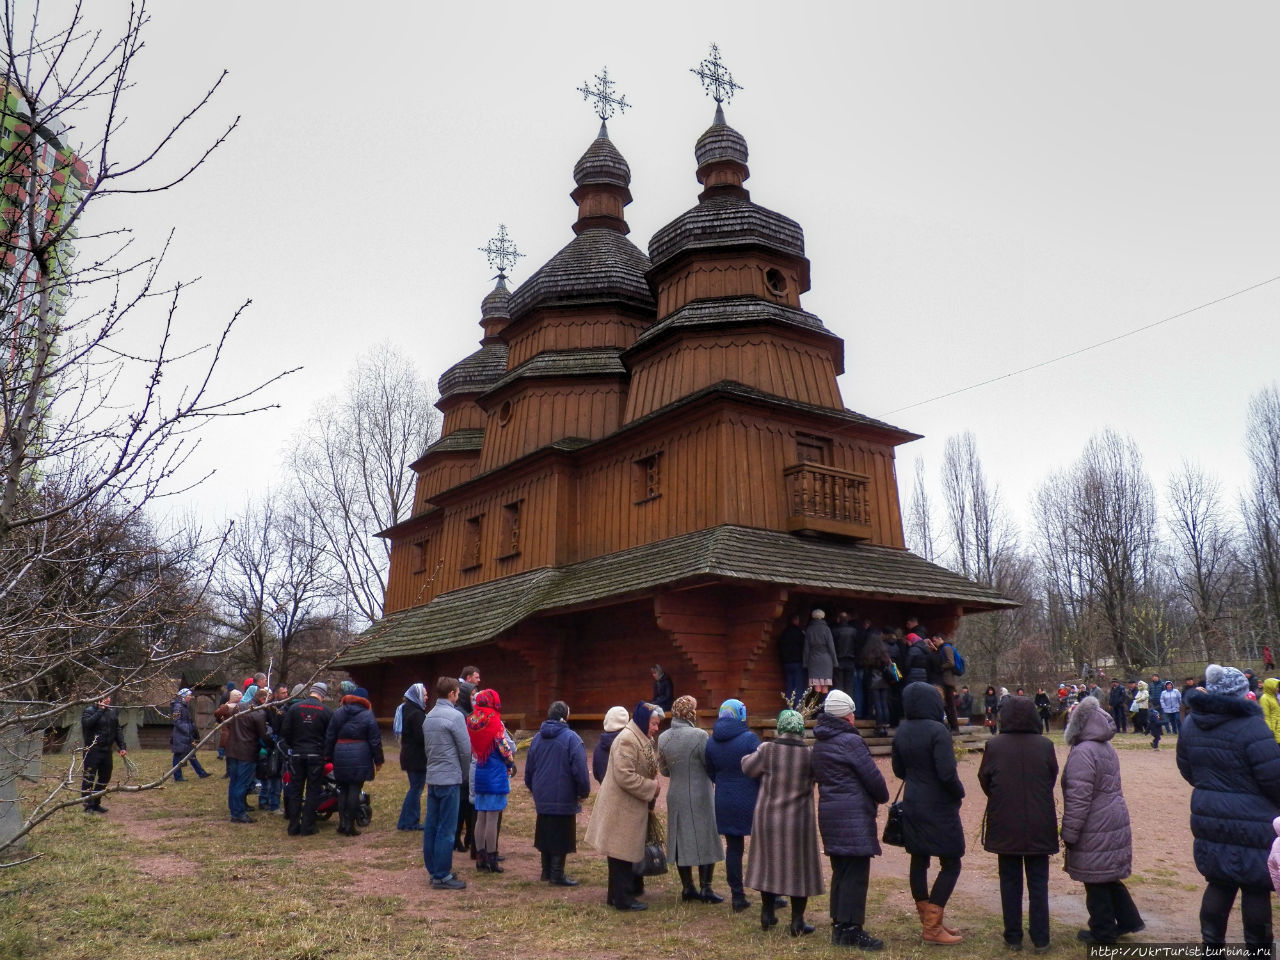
[946,643,966,677]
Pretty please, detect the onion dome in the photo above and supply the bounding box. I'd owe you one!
[437,278,511,403]
[573,121,632,189]
[695,103,748,170]
[508,228,653,318]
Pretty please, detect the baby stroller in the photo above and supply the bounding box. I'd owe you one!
[281,754,372,829]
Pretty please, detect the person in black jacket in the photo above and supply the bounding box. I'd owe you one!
[323,688,384,836]
[1107,681,1129,734]
[524,700,590,886]
[811,690,889,950]
[1033,688,1052,735]
[394,683,428,830]
[281,683,332,836]
[650,665,674,712]
[778,614,806,702]
[169,688,209,781]
[979,695,1059,952]
[81,696,127,813]
[891,682,965,944]
[1177,665,1280,952]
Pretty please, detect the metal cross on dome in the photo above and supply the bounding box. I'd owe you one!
[576,67,631,121]
[479,224,524,281]
[691,43,742,105]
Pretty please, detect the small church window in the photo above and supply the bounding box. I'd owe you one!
[412,539,429,574]
[634,452,663,503]
[500,500,522,558]
[462,515,483,571]
[765,267,788,296]
[796,433,832,465]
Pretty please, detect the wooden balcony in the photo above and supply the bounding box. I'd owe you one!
[784,462,873,540]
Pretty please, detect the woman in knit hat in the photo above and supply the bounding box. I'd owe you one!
[704,698,761,912]
[468,689,516,873]
[322,687,383,836]
[658,696,725,904]
[593,706,629,784]
[586,702,662,911]
[1178,664,1280,952]
[812,689,889,949]
[742,709,823,937]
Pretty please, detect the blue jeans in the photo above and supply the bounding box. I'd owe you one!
[1164,710,1180,735]
[782,663,807,702]
[227,758,255,818]
[424,784,461,880]
[397,770,426,829]
[171,751,209,780]
[869,686,890,727]
[261,776,282,811]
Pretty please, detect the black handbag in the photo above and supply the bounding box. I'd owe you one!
[882,781,906,847]
[634,811,669,876]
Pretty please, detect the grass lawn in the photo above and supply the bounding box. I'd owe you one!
[0,743,1194,959]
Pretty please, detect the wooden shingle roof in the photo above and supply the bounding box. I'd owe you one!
[481,347,626,399]
[338,525,1018,666]
[508,229,655,319]
[437,344,509,400]
[648,196,804,271]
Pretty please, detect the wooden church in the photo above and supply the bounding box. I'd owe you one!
[338,59,1015,719]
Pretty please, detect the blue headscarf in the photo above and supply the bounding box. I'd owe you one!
[718,698,747,722]
[393,683,426,740]
[633,701,654,734]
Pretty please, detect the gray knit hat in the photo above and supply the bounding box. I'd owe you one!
[824,690,855,717]
[1205,664,1248,698]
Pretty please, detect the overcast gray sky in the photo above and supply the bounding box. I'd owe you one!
[75,1,1280,535]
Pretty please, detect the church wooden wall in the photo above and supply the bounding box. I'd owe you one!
[623,331,844,423]
[413,455,480,512]
[477,383,625,472]
[438,400,486,436]
[654,253,803,318]
[504,306,650,369]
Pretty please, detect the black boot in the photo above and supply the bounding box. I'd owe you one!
[790,896,815,937]
[761,892,779,931]
[549,855,578,887]
[678,865,700,901]
[487,851,504,874]
[831,922,848,946]
[540,851,551,881]
[698,864,724,904]
[476,849,490,872]
[844,926,885,950]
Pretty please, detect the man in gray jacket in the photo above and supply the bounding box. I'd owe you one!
[423,676,471,890]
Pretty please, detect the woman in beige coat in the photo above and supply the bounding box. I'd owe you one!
[586,701,661,911]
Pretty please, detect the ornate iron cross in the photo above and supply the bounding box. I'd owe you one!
[479,224,524,280]
[691,43,742,105]
[576,67,631,121]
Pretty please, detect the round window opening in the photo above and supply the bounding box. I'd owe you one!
[498,400,513,426]
[765,268,788,295]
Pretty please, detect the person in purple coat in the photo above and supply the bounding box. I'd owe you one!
[811,689,889,950]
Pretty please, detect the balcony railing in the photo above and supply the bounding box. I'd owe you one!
[784,462,873,540]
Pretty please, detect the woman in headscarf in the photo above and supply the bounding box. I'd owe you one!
[394,682,428,830]
[812,689,889,949]
[1062,694,1143,944]
[322,686,383,836]
[593,706,629,784]
[892,682,965,944]
[586,701,661,911]
[524,700,590,886]
[704,698,760,912]
[742,709,823,937]
[658,696,725,904]
[468,688,516,873]
[1178,665,1280,952]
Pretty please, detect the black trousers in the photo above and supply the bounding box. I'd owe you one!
[455,791,476,849]
[607,857,637,909]
[82,749,112,807]
[910,853,961,907]
[336,780,363,825]
[1201,880,1273,948]
[1084,881,1143,942]
[1111,704,1128,733]
[998,854,1050,947]
[286,755,325,830]
[724,834,745,897]
[830,855,871,926]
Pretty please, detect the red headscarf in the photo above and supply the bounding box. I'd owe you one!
[467,688,504,764]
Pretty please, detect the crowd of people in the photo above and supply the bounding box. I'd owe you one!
[78,644,1280,953]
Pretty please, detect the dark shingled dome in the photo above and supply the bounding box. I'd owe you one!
[648,195,804,271]
[573,128,631,188]
[481,277,512,320]
[695,115,748,168]
[437,344,509,401]
[508,228,654,319]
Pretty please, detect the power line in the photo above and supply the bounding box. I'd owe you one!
[882,273,1280,416]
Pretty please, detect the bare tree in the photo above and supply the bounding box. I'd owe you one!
[904,457,936,561]
[0,1,292,858]
[1033,429,1158,673]
[290,343,440,624]
[1242,384,1280,645]
[212,494,341,687]
[1166,461,1240,660]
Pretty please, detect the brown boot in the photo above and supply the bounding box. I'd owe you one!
[917,900,962,938]
[919,901,963,944]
